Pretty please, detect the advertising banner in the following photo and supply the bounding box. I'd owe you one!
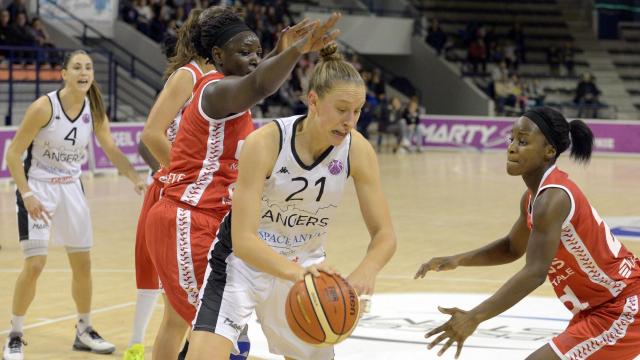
[419,115,640,155]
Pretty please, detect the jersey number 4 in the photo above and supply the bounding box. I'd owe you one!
[286,177,326,202]
[64,127,78,146]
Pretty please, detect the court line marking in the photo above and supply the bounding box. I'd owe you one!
[0,302,135,335]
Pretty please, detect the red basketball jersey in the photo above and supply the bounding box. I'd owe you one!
[526,166,640,315]
[162,71,255,210]
[153,61,206,184]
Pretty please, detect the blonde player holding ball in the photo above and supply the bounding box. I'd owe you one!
[186,43,397,360]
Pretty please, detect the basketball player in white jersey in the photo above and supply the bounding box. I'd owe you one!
[186,44,397,360]
[3,50,146,360]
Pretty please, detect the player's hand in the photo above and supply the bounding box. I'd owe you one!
[294,12,341,54]
[133,179,147,195]
[305,262,340,278]
[275,18,317,54]
[347,266,376,297]
[414,255,461,279]
[23,194,52,225]
[425,306,479,359]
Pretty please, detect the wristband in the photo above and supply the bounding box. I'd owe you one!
[21,191,34,199]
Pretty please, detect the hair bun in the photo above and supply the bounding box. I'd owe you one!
[320,43,341,62]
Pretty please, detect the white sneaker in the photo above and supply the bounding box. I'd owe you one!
[2,332,25,360]
[72,327,115,354]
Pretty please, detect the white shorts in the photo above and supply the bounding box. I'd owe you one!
[193,248,333,360]
[17,178,93,257]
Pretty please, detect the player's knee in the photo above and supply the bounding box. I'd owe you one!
[23,256,47,278]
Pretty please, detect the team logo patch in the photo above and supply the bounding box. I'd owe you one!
[82,114,90,124]
[328,159,343,175]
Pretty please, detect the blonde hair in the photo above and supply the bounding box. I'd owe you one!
[62,50,106,129]
[307,43,364,98]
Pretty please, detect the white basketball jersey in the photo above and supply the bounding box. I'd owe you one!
[258,115,351,264]
[26,90,93,181]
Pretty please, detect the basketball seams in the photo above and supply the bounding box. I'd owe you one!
[328,274,347,335]
[305,274,340,343]
[287,284,323,343]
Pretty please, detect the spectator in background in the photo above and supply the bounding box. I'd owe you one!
[11,12,35,63]
[370,68,386,100]
[503,40,518,71]
[133,0,152,35]
[547,45,561,76]
[524,79,545,108]
[0,9,10,60]
[574,72,601,118]
[378,96,408,153]
[403,96,427,152]
[30,17,60,67]
[507,22,525,63]
[5,0,26,23]
[561,41,575,76]
[426,18,446,55]
[467,38,486,74]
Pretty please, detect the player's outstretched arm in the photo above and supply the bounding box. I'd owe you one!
[424,188,569,359]
[140,68,195,168]
[94,115,146,194]
[348,131,398,296]
[231,124,307,282]
[415,190,531,279]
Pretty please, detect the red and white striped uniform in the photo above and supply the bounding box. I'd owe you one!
[145,70,255,323]
[136,60,206,290]
[526,165,640,360]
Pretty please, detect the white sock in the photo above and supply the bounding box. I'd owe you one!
[10,315,25,334]
[129,289,161,345]
[77,313,91,333]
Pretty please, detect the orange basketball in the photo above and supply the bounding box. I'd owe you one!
[285,271,360,346]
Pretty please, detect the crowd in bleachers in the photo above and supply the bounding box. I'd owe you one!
[0,0,60,66]
[423,16,606,117]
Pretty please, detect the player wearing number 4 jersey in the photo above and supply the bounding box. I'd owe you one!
[416,107,640,360]
[3,50,146,360]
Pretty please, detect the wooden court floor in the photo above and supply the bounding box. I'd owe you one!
[0,151,638,359]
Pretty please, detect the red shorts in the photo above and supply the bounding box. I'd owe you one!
[134,179,163,289]
[550,290,640,360]
[145,197,226,324]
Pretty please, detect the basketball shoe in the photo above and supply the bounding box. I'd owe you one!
[2,332,25,360]
[122,343,145,360]
[73,326,116,354]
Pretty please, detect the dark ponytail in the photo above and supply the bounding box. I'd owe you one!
[568,119,594,164]
[164,8,203,80]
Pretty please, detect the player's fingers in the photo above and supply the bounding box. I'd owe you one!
[307,266,321,277]
[438,338,455,356]
[321,12,341,32]
[438,306,460,315]
[414,264,428,279]
[455,340,464,359]
[427,332,449,350]
[289,18,310,31]
[425,323,447,338]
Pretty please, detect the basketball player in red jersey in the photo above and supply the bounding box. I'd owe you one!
[142,7,340,360]
[415,107,640,359]
[123,9,215,360]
